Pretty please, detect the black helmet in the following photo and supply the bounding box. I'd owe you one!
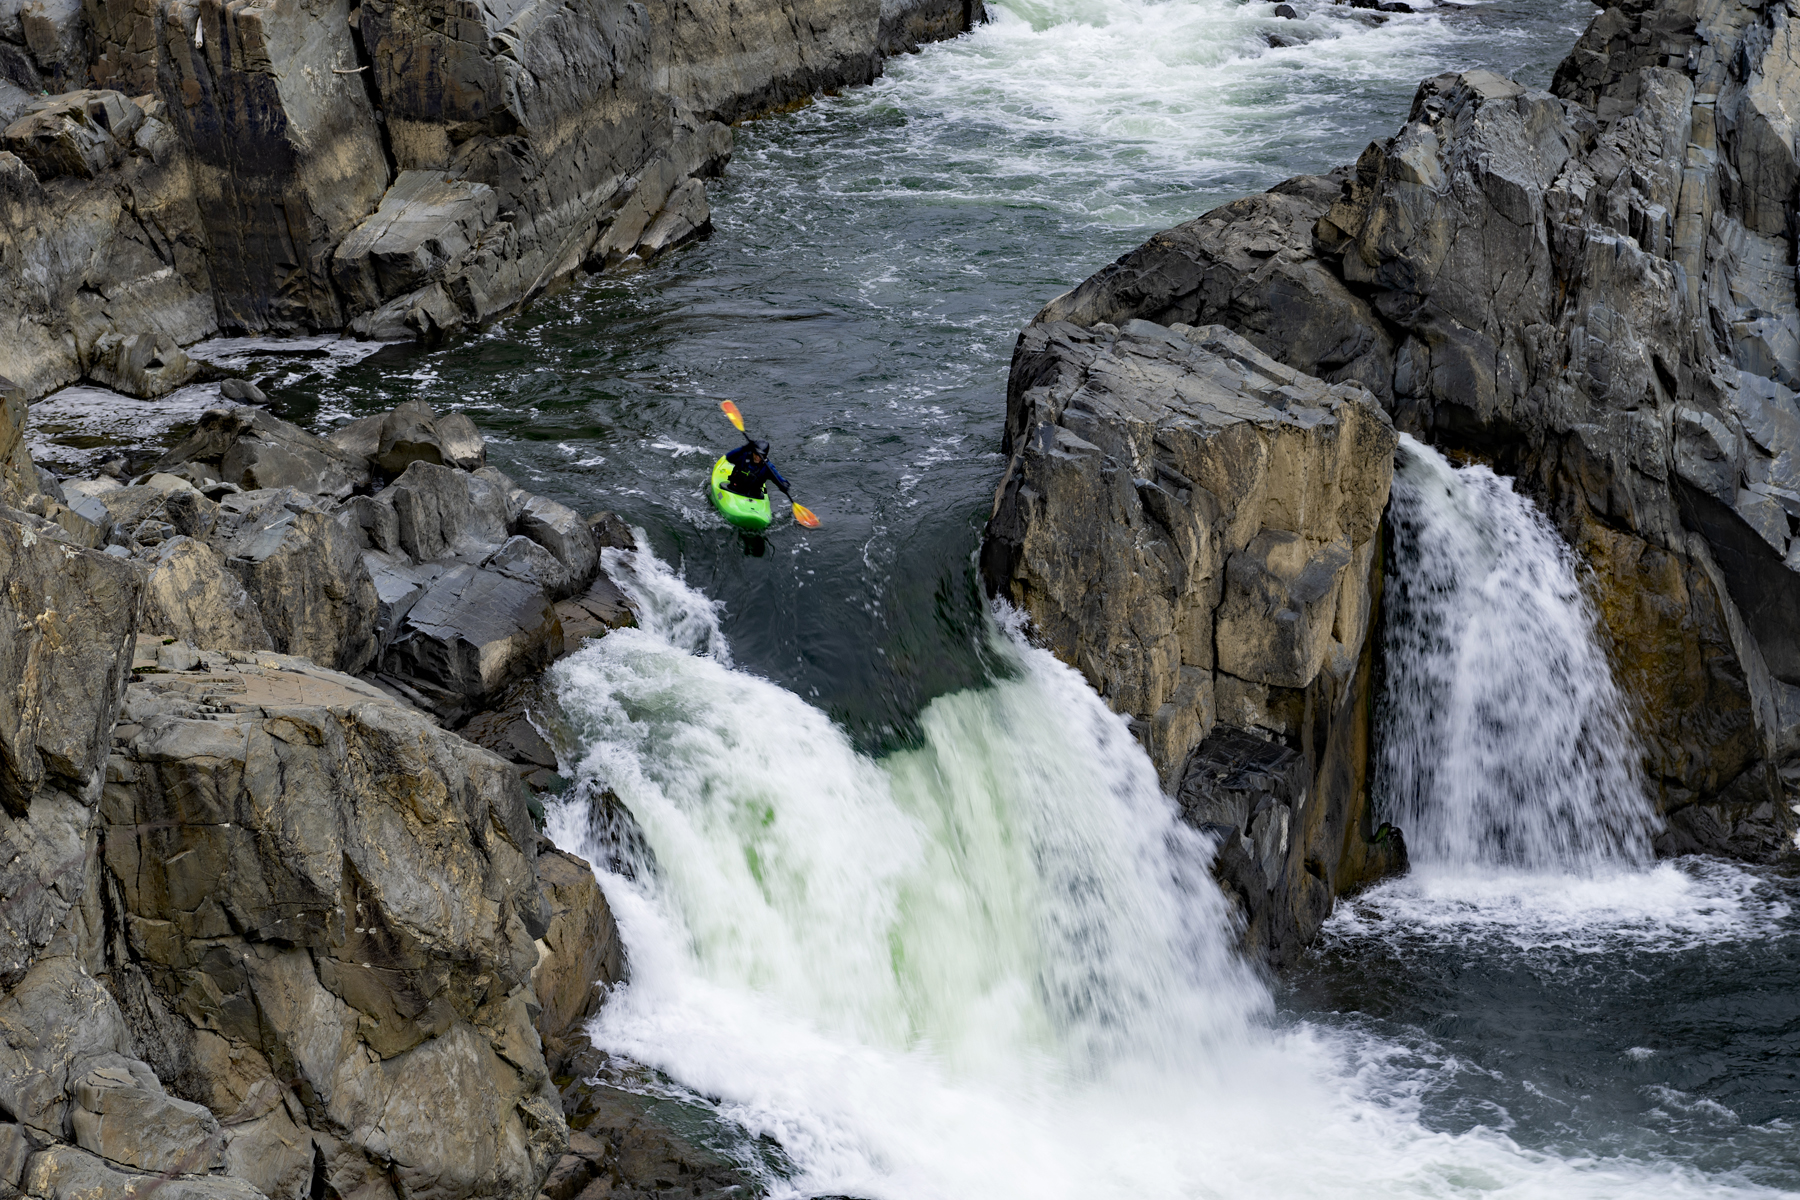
[751,439,771,457]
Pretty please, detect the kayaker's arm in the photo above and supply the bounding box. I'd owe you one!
[767,463,792,497]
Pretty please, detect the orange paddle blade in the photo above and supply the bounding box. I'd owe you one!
[720,400,745,432]
[791,502,821,529]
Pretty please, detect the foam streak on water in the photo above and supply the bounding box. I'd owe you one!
[550,546,1789,1200]
[1378,435,1659,872]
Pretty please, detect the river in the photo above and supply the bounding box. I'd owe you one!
[135,0,1800,1194]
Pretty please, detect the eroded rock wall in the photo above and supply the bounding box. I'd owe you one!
[1032,1,1800,862]
[1,0,987,398]
[983,321,1404,965]
[0,384,635,1199]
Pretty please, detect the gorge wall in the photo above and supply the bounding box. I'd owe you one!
[987,0,1800,961]
[0,0,986,400]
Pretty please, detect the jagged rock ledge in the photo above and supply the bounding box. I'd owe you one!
[0,371,671,1199]
[0,0,987,402]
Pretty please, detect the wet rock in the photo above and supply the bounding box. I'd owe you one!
[216,379,267,405]
[331,398,487,476]
[209,488,379,673]
[556,1048,779,1200]
[1274,3,1298,16]
[1035,19,1800,859]
[557,572,639,646]
[633,176,713,263]
[534,848,627,1077]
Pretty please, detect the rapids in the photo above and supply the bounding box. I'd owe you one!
[166,0,1798,1194]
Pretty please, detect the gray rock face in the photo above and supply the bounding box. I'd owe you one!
[0,514,139,819]
[0,94,217,400]
[69,1055,224,1175]
[983,321,1399,962]
[211,488,380,674]
[2,90,140,180]
[533,848,626,1077]
[6,0,986,399]
[1036,6,1800,859]
[141,536,277,654]
[103,652,567,1200]
[989,312,1442,963]
[0,394,642,1197]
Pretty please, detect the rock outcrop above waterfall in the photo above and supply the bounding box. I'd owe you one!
[0,383,636,1199]
[1029,2,1800,863]
[983,321,1406,965]
[0,0,986,400]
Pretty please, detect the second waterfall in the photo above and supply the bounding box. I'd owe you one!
[1377,435,1660,872]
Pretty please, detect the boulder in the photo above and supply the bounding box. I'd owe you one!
[140,537,276,653]
[102,652,566,1200]
[209,488,379,673]
[486,533,576,599]
[556,572,638,645]
[330,399,486,476]
[376,460,513,563]
[381,564,563,718]
[85,330,196,398]
[159,406,370,499]
[982,321,1397,962]
[69,1055,224,1175]
[0,91,139,181]
[516,493,600,596]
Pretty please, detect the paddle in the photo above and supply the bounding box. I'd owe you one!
[718,401,821,528]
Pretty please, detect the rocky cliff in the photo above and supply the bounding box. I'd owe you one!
[0,375,645,1199]
[1013,0,1800,869]
[0,0,986,400]
[983,319,1405,966]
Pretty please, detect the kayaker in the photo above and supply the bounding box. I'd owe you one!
[723,438,792,501]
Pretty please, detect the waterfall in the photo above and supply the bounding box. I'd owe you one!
[1377,434,1659,872]
[540,541,1757,1200]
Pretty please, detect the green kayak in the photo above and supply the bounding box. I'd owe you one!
[708,454,772,531]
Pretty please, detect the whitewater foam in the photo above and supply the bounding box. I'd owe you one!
[549,544,1792,1200]
[1377,435,1659,872]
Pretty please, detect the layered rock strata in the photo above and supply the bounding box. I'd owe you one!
[1029,1,1800,862]
[983,321,1405,964]
[0,0,987,400]
[0,381,632,1199]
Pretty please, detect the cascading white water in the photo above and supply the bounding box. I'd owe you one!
[547,544,1781,1200]
[1377,435,1659,871]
